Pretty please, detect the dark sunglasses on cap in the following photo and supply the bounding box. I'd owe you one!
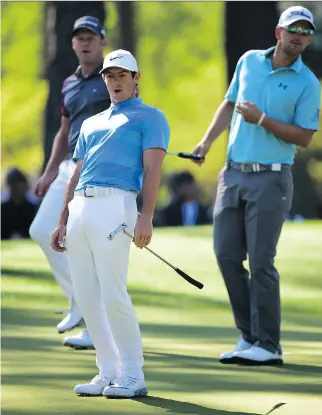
[286,25,314,37]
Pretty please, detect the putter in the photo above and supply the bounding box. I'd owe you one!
[107,223,204,290]
[167,151,204,161]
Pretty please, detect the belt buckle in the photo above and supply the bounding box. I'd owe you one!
[240,164,248,173]
[271,163,281,172]
[84,185,95,197]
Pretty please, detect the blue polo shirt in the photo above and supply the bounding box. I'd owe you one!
[73,98,170,193]
[62,65,111,158]
[225,47,321,165]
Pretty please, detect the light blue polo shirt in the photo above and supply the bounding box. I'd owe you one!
[225,47,321,165]
[73,98,170,193]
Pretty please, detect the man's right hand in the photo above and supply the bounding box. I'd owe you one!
[34,171,57,198]
[51,225,66,252]
[191,140,211,166]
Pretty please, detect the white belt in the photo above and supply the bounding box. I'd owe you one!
[75,185,136,198]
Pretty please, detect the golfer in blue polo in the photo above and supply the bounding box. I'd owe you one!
[51,49,170,398]
[192,5,320,365]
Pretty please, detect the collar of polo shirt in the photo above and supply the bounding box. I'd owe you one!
[261,46,303,73]
[75,62,104,79]
[110,97,142,109]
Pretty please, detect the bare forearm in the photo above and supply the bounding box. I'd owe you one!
[57,176,78,226]
[202,99,234,145]
[140,168,162,219]
[44,130,68,174]
[261,116,313,148]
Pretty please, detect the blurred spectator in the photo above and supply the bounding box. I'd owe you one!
[159,171,212,227]
[1,168,38,240]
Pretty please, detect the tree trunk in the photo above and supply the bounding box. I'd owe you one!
[42,1,106,170]
[225,2,279,83]
[116,2,136,55]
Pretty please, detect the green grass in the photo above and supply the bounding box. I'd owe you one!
[2,223,322,415]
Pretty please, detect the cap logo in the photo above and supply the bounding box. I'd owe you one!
[110,56,123,61]
[83,21,99,28]
[289,10,311,20]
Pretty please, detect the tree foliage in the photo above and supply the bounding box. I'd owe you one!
[1,2,321,208]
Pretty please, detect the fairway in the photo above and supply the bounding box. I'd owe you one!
[2,223,322,415]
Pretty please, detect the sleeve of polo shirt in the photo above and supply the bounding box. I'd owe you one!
[225,55,244,103]
[61,78,70,118]
[72,125,86,162]
[294,80,321,131]
[142,109,170,152]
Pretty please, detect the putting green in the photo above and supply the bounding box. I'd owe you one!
[2,223,322,415]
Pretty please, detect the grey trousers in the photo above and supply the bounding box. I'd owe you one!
[213,165,293,353]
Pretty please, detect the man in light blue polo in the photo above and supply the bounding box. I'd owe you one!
[192,6,320,365]
[51,49,170,398]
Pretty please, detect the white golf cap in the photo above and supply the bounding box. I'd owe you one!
[100,49,139,74]
[278,6,315,30]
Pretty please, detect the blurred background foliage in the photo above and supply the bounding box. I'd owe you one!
[1,1,322,212]
[1,2,226,195]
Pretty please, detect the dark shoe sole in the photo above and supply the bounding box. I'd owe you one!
[219,357,241,364]
[76,393,102,397]
[236,357,283,366]
[64,342,95,350]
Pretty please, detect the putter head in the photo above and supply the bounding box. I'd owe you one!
[107,223,128,240]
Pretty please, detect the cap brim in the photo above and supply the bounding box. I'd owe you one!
[100,64,137,74]
[281,17,315,30]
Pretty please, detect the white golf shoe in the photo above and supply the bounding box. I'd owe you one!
[56,299,83,333]
[63,328,94,350]
[103,375,148,398]
[219,336,253,364]
[74,375,112,396]
[234,345,283,365]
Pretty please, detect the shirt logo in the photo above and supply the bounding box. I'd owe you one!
[278,83,288,90]
[312,109,320,122]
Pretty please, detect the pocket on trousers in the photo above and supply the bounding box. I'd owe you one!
[95,195,130,250]
[214,169,239,217]
[273,170,293,212]
[123,194,138,234]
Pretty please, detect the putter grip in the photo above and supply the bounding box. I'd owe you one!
[178,152,204,161]
[175,268,204,289]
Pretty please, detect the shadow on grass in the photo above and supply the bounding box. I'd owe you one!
[146,351,322,377]
[134,396,260,415]
[3,274,322,414]
[140,322,322,343]
[1,307,63,332]
[1,267,54,281]
[3,348,322,396]
[130,288,231,311]
[1,403,259,415]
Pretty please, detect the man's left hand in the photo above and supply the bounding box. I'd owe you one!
[236,101,263,124]
[133,213,152,249]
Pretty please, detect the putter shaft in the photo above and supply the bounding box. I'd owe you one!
[123,229,175,270]
[121,228,203,289]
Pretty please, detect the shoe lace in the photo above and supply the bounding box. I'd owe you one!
[54,296,76,315]
[91,375,110,385]
[114,374,137,389]
[53,308,69,315]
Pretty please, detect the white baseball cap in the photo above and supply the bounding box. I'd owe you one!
[100,49,139,74]
[278,6,315,30]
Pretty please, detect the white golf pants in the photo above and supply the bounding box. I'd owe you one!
[65,188,144,379]
[29,160,75,300]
